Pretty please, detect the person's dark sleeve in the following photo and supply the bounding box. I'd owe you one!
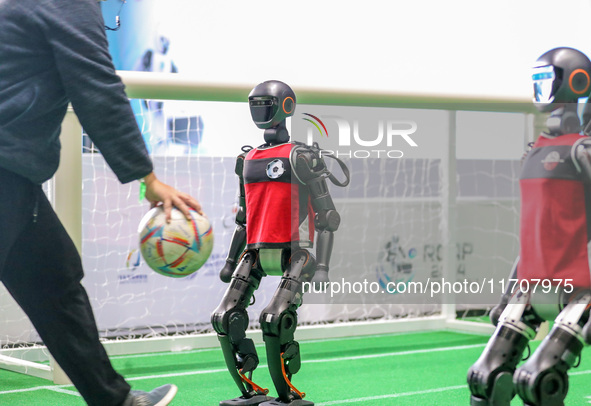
[38,0,153,183]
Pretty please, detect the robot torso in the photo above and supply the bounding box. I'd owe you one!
[242,142,314,250]
[519,132,591,287]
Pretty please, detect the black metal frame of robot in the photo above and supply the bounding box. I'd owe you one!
[467,48,591,406]
[211,81,349,406]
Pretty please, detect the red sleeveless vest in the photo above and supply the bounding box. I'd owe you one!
[519,133,591,288]
[243,143,314,249]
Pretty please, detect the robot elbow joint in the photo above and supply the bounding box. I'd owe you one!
[315,210,340,231]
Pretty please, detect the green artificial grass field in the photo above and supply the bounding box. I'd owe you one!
[1,330,590,405]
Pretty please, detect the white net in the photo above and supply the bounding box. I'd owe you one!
[293,105,447,323]
[453,110,526,319]
[81,99,253,338]
[295,106,525,323]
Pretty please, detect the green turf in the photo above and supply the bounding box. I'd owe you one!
[1,330,590,405]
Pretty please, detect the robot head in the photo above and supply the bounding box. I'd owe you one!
[533,47,591,113]
[248,80,296,129]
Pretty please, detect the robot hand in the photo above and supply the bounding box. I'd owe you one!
[490,257,520,326]
[311,266,329,289]
[219,260,236,283]
[489,298,508,327]
[220,224,246,283]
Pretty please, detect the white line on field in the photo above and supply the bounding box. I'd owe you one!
[45,387,81,397]
[315,385,467,405]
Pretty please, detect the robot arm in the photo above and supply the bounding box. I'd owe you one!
[220,151,249,283]
[521,142,534,164]
[490,257,519,326]
[574,138,591,183]
[292,144,349,284]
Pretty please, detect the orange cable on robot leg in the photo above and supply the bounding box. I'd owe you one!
[280,352,306,399]
[238,369,269,395]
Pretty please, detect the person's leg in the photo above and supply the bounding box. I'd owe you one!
[0,167,34,272]
[0,177,130,406]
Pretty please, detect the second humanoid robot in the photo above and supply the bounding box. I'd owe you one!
[211,80,349,406]
[467,47,591,406]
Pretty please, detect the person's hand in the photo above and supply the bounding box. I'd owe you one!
[142,172,203,222]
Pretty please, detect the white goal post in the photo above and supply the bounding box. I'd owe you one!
[0,71,536,383]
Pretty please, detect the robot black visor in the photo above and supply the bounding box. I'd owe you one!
[249,97,278,124]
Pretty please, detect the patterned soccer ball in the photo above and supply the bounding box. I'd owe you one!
[138,207,214,278]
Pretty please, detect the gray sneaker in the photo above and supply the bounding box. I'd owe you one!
[123,384,178,406]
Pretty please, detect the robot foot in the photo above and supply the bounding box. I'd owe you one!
[220,395,275,406]
[259,398,314,406]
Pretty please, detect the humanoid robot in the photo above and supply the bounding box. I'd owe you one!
[211,80,349,406]
[467,47,591,406]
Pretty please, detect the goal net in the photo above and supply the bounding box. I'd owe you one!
[0,74,532,381]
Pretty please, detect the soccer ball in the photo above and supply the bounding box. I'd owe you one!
[138,207,214,278]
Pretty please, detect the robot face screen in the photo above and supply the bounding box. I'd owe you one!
[532,65,556,104]
[249,97,278,123]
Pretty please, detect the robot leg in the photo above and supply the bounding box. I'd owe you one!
[211,250,274,405]
[514,291,591,406]
[467,291,540,406]
[259,249,315,406]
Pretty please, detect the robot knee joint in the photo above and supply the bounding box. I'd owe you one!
[467,325,531,404]
[514,326,583,405]
[468,368,515,406]
[514,368,568,406]
[211,307,249,336]
[260,310,280,337]
[260,309,297,339]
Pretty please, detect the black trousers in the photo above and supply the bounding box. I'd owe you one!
[0,167,130,405]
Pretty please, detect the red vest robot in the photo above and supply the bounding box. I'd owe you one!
[468,47,591,406]
[211,80,349,406]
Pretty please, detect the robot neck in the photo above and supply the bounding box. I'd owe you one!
[264,121,290,145]
[546,103,581,136]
